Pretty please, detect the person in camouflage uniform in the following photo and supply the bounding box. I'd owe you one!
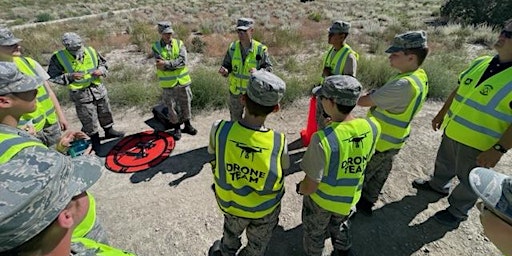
[47,32,124,151]
[0,62,134,255]
[208,70,289,256]
[0,26,69,147]
[152,21,197,141]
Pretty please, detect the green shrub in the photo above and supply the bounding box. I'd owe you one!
[36,12,52,22]
[423,51,466,100]
[190,36,206,53]
[107,81,160,108]
[307,12,322,22]
[440,0,512,26]
[357,55,395,90]
[190,67,229,110]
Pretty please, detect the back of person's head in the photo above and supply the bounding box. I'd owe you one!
[244,70,286,117]
[61,32,83,52]
[0,149,103,254]
[469,167,512,255]
[385,30,429,66]
[313,75,362,114]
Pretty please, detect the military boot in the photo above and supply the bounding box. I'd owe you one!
[90,133,101,152]
[182,120,197,135]
[171,123,181,141]
[104,126,125,139]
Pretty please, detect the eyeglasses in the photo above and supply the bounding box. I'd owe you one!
[237,29,247,34]
[501,30,512,39]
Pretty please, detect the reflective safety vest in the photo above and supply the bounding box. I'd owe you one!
[228,40,266,95]
[13,56,58,132]
[322,44,359,82]
[311,118,381,216]
[0,131,46,164]
[213,121,285,219]
[368,69,428,152]
[443,56,512,151]
[72,191,97,238]
[152,39,191,88]
[72,237,136,255]
[54,47,102,90]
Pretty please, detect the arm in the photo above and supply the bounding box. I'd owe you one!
[90,52,108,78]
[432,87,458,131]
[342,53,357,77]
[47,54,72,85]
[163,43,187,70]
[297,134,325,195]
[219,47,233,76]
[45,82,68,131]
[476,124,512,168]
[298,175,320,195]
[357,93,376,107]
[259,48,273,72]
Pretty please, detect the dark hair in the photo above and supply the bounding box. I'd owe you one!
[404,47,429,66]
[244,95,276,117]
[335,103,356,114]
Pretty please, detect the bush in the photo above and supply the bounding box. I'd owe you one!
[440,0,512,26]
[190,67,229,110]
[357,55,395,90]
[36,12,52,22]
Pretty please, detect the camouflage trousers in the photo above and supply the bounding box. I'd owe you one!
[229,93,243,122]
[219,205,280,256]
[302,195,352,256]
[361,149,400,204]
[35,122,61,147]
[315,96,328,130]
[162,85,192,124]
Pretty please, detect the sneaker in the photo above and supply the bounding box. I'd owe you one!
[208,240,222,256]
[433,209,466,228]
[412,179,449,197]
[356,197,374,216]
[182,124,198,135]
[104,127,125,139]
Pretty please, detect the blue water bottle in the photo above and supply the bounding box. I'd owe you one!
[68,139,91,157]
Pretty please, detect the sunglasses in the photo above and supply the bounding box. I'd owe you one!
[501,30,512,39]
[237,29,247,34]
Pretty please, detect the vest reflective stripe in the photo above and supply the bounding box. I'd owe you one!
[72,237,136,255]
[55,47,101,90]
[368,69,428,152]
[152,39,191,88]
[72,192,97,238]
[444,56,512,150]
[14,57,58,130]
[214,121,284,219]
[228,40,265,95]
[0,132,47,164]
[311,118,380,215]
[321,44,359,83]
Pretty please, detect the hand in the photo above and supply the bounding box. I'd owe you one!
[21,124,36,135]
[59,117,69,131]
[218,66,228,77]
[249,68,257,73]
[56,131,89,154]
[90,69,103,77]
[476,148,503,168]
[71,72,84,80]
[431,113,444,131]
[156,59,166,70]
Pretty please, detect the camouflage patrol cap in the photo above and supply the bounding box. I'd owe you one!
[470,167,512,226]
[313,75,362,106]
[62,32,83,50]
[0,150,102,251]
[236,18,254,30]
[157,21,174,34]
[328,20,351,34]
[0,61,41,95]
[385,30,427,53]
[247,70,286,106]
[0,27,22,46]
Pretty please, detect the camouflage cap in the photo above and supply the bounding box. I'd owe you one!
[328,20,351,34]
[0,27,22,46]
[157,21,174,34]
[469,167,512,226]
[236,18,254,30]
[0,151,103,251]
[385,30,427,53]
[0,62,41,95]
[247,70,286,107]
[313,75,362,106]
[62,32,83,50]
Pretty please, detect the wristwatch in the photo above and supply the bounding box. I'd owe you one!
[493,143,508,154]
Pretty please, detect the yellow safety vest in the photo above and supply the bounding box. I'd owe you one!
[322,44,359,82]
[72,237,136,255]
[152,39,191,88]
[54,47,102,90]
[0,131,46,164]
[227,40,266,95]
[14,56,58,132]
[311,118,381,215]
[368,69,428,152]
[443,56,512,151]
[213,121,285,219]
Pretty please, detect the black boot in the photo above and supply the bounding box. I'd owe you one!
[171,123,181,141]
[104,126,125,139]
[90,133,101,152]
[182,120,197,135]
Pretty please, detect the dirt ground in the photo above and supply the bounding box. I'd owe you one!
[62,97,511,256]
